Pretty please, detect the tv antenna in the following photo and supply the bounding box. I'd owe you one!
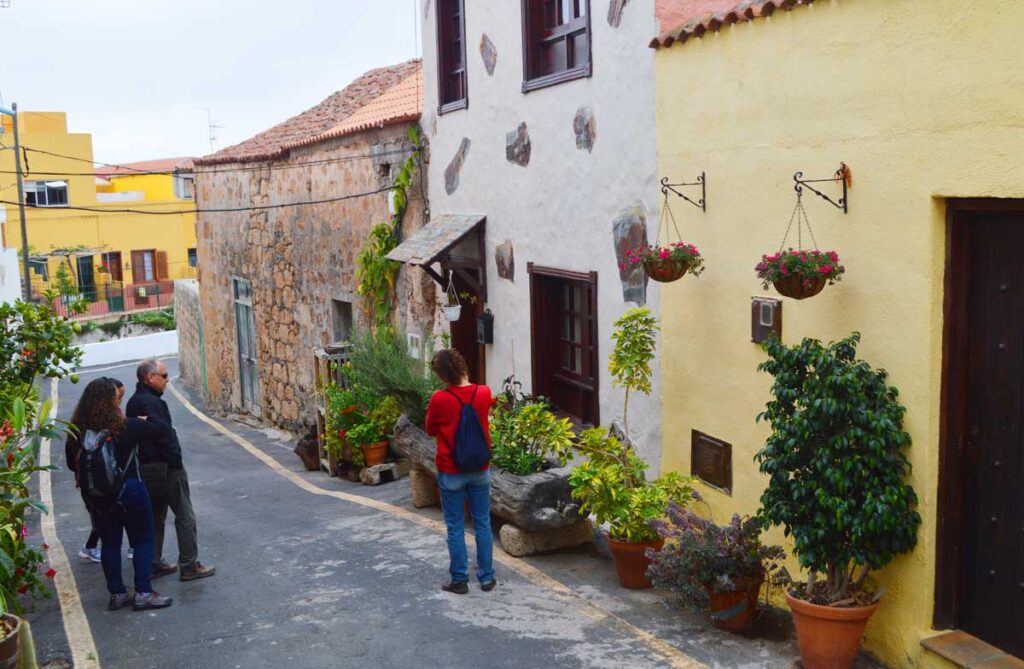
[206,108,223,152]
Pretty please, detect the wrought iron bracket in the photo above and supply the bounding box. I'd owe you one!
[660,172,706,212]
[794,167,848,214]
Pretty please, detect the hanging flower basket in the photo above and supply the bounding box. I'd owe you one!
[626,243,706,284]
[755,249,844,300]
[442,304,462,321]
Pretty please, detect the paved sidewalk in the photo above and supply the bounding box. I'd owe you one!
[27,357,853,669]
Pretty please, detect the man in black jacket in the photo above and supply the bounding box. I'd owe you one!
[127,359,215,582]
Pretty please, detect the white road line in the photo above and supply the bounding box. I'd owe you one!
[39,378,101,668]
[166,380,708,669]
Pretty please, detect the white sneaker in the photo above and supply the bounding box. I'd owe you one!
[78,546,101,563]
[127,548,134,560]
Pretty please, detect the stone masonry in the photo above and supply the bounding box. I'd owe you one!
[193,124,435,433]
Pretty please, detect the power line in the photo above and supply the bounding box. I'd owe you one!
[4,145,417,177]
[0,184,393,216]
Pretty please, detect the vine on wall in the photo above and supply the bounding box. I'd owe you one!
[356,124,422,329]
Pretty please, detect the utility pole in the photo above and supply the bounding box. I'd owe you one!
[0,102,31,301]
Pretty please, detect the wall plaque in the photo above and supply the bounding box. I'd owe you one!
[691,430,732,494]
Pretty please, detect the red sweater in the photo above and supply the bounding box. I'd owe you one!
[425,384,493,474]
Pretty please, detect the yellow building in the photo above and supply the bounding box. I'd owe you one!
[653,1,1024,667]
[0,111,197,303]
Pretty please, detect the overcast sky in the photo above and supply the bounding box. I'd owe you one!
[1,0,420,164]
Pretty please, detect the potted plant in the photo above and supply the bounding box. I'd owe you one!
[625,242,705,283]
[647,502,786,630]
[570,308,695,588]
[345,396,402,468]
[755,249,844,300]
[323,381,369,464]
[756,333,921,669]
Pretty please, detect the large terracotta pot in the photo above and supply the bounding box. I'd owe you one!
[0,614,21,669]
[773,274,827,300]
[606,535,663,589]
[705,574,764,631]
[360,440,389,467]
[785,591,879,669]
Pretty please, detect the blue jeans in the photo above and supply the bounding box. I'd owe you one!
[437,470,495,584]
[96,478,155,594]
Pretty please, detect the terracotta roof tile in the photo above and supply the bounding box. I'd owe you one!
[94,157,194,178]
[195,59,421,166]
[651,0,815,49]
[283,67,422,152]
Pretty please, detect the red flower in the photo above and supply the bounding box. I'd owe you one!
[45,568,57,579]
[658,249,670,260]
[42,543,49,550]
[17,585,28,595]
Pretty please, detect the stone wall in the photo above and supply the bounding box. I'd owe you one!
[194,124,435,432]
[174,279,204,395]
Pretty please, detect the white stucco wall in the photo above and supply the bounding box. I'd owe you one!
[79,330,179,368]
[422,0,664,469]
[0,247,20,305]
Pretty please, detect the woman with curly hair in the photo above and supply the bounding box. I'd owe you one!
[425,349,496,594]
[68,377,173,611]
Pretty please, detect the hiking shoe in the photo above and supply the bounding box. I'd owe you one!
[127,547,134,560]
[441,581,469,595]
[151,561,177,579]
[108,593,133,611]
[180,562,216,581]
[78,546,101,563]
[481,580,497,592]
[133,591,172,610]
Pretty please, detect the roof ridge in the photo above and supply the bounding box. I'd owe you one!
[651,0,815,49]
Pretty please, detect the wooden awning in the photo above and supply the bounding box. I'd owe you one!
[387,213,487,300]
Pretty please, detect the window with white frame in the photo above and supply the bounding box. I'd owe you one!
[25,180,69,207]
[173,175,195,199]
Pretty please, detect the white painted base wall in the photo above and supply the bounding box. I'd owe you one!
[79,330,179,368]
[0,248,20,305]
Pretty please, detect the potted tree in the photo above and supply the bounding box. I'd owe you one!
[647,502,786,631]
[756,333,921,669]
[570,308,695,589]
[755,249,844,300]
[625,242,705,284]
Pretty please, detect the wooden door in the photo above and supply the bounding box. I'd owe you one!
[233,277,260,415]
[449,273,484,384]
[955,212,1024,656]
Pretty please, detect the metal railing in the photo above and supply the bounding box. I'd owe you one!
[49,280,176,320]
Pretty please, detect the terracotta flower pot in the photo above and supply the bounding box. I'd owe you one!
[606,535,663,589]
[642,256,692,283]
[785,591,879,669]
[360,440,389,468]
[0,614,21,669]
[773,274,827,300]
[705,574,764,631]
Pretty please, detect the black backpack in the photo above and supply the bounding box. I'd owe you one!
[445,386,491,472]
[78,429,136,505]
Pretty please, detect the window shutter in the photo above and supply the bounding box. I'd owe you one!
[130,251,145,282]
[155,251,169,280]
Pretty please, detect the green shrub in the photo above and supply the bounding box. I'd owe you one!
[97,318,126,338]
[489,378,574,475]
[128,307,175,331]
[346,327,440,426]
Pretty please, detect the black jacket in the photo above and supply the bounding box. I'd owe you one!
[66,417,170,481]
[125,383,184,469]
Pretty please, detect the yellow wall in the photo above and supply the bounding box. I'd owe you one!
[0,112,196,291]
[655,1,1024,667]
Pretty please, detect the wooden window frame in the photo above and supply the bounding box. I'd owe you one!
[130,248,167,283]
[520,0,593,93]
[528,263,599,427]
[436,0,469,114]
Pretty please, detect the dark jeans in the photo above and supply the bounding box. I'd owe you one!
[96,478,155,594]
[150,467,199,569]
[82,490,101,550]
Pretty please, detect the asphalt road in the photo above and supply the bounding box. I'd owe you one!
[27,357,810,669]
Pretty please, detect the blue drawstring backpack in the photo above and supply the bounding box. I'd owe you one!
[444,385,491,472]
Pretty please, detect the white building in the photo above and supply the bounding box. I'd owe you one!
[395,0,664,466]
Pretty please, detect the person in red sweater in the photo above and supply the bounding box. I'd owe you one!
[425,349,496,594]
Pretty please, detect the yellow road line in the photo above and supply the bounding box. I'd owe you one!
[40,378,101,669]
[167,380,707,669]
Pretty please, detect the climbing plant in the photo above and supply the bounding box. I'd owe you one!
[356,125,422,329]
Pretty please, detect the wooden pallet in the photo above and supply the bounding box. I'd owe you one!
[313,343,352,477]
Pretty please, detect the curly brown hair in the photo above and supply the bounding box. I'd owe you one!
[431,349,468,386]
[70,378,124,438]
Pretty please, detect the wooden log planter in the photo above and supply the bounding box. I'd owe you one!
[392,416,592,555]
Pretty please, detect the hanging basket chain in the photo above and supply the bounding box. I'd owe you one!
[444,272,460,307]
[656,192,684,248]
[777,192,821,253]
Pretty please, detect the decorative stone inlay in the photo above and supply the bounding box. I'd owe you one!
[480,34,497,76]
[574,107,597,152]
[444,137,471,195]
[505,122,531,166]
[612,205,649,305]
[423,0,431,21]
[495,240,515,282]
[607,0,629,27]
